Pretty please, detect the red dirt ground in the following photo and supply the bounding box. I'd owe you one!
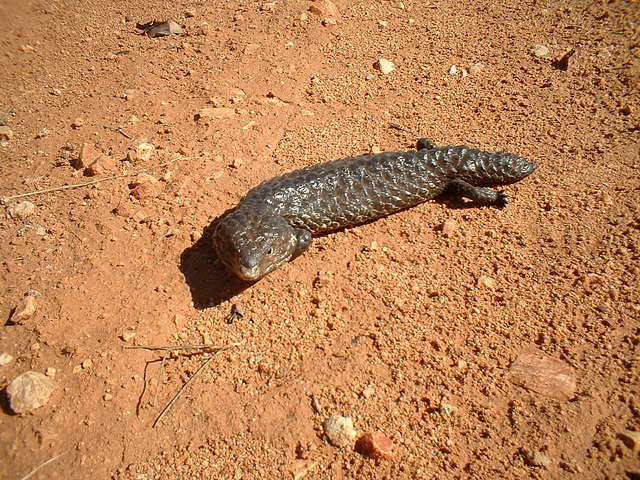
[1,0,639,478]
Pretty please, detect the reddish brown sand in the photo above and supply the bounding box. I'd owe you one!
[1,0,638,478]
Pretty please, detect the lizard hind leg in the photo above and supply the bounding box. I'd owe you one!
[444,178,508,208]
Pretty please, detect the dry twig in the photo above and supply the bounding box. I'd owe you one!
[126,341,244,427]
[1,155,202,203]
[20,452,66,480]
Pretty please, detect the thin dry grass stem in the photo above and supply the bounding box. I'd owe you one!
[20,452,66,480]
[124,341,244,353]
[1,155,203,203]
[126,341,244,427]
[152,354,215,428]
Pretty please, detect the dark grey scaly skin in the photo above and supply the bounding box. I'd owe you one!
[213,139,537,280]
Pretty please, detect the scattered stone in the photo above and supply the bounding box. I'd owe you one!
[0,352,14,366]
[324,415,357,447]
[554,47,587,71]
[121,331,135,342]
[71,118,84,129]
[196,107,236,121]
[244,43,261,55]
[6,371,57,414]
[619,430,640,454]
[126,142,154,163]
[0,125,13,146]
[45,367,56,377]
[522,449,551,467]
[374,59,395,74]
[477,275,496,289]
[103,392,114,401]
[7,201,36,220]
[131,181,161,200]
[173,314,188,331]
[308,0,341,18]
[322,17,337,26]
[378,20,388,28]
[84,155,116,176]
[190,231,202,242]
[448,65,458,75]
[74,143,101,170]
[366,74,375,81]
[361,386,375,399]
[530,44,550,58]
[184,9,196,18]
[509,350,577,401]
[356,432,395,459]
[141,20,182,38]
[10,295,37,323]
[232,158,244,169]
[131,173,158,187]
[439,401,457,417]
[82,359,93,369]
[441,218,458,237]
[288,459,318,480]
[468,63,484,75]
[35,127,51,138]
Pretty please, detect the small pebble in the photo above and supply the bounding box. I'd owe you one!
[82,359,93,369]
[131,182,161,200]
[0,125,13,146]
[448,65,458,75]
[10,295,37,323]
[441,218,458,237]
[308,0,341,18]
[7,201,36,220]
[477,275,496,289]
[288,460,317,480]
[232,158,244,169]
[121,331,136,342]
[6,371,57,414]
[357,432,395,459]
[530,44,550,58]
[71,118,84,129]
[103,393,114,401]
[196,107,236,120]
[619,430,640,454]
[374,59,395,74]
[324,415,357,447]
[361,386,375,399]
[509,350,577,401]
[74,143,101,170]
[85,155,116,176]
[127,142,154,163]
[173,314,188,331]
[45,367,56,377]
[0,352,14,366]
[523,449,550,467]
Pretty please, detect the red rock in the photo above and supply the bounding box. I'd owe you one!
[173,314,188,331]
[85,155,116,176]
[10,295,37,323]
[73,143,101,170]
[357,432,394,459]
[131,182,161,200]
[509,350,577,401]
[309,0,341,18]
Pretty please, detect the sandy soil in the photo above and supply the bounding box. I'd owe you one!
[1,0,639,478]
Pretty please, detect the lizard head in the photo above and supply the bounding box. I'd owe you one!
[213,207,311,281]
